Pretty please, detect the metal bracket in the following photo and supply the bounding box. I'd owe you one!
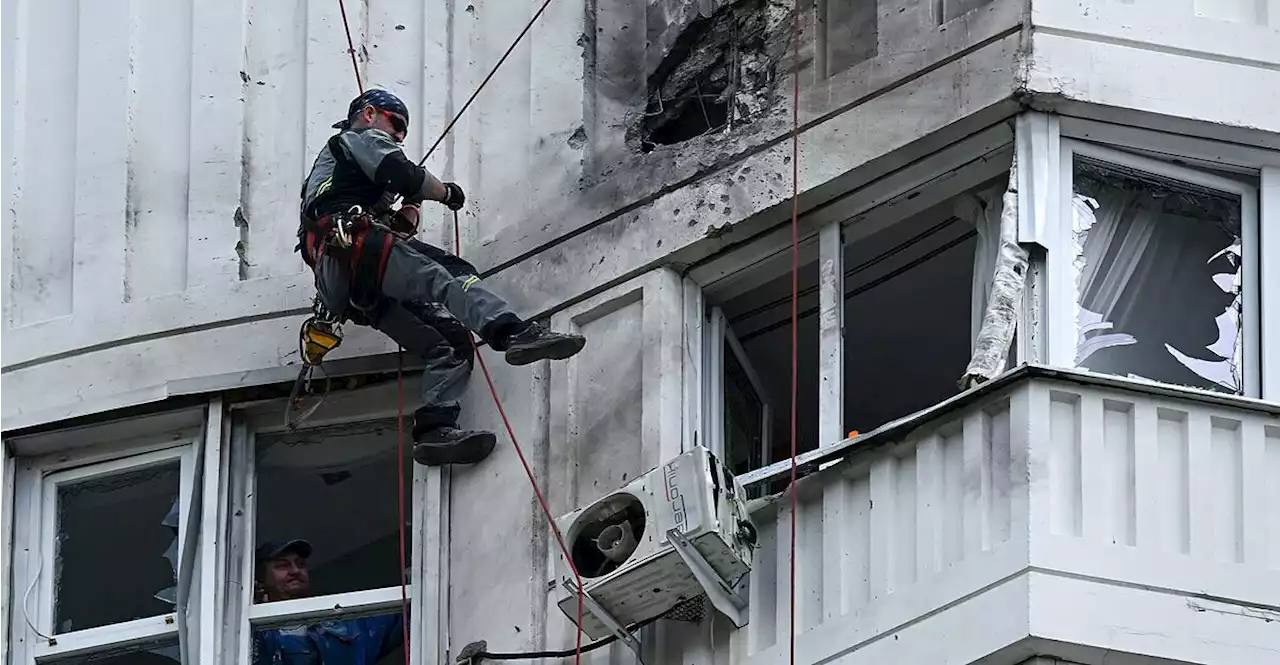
[566,579,645,664]
[666,529,748,628]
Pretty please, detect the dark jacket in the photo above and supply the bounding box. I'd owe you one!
[299,127,434,222]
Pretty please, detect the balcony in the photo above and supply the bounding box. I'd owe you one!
[669,365,1280,665]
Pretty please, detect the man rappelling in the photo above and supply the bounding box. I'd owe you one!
[296,88,585,467]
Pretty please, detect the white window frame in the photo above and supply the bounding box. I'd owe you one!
[226,377,443,665]
[692,122,1017,488]
[5,413,209,664]
[703,306,773,473]
[1033,129,1268,398]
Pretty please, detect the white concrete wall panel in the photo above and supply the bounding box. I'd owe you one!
[1028,0,1280,139]
[446,350,553,660]
[1,0,1023,426]
[444,268,691,660]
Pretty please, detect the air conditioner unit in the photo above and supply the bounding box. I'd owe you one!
[552,446,757,643]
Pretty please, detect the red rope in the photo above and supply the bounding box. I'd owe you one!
[787,1,802,664]
[333,1,582,660]
[454,212,586,663]
[333,3,407,661]
[395,349,411,664]
[336,0,364,92]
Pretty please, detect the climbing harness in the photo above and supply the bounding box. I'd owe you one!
[286,204,393,430]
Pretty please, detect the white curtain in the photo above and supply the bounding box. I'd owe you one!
[1071,188,1147,364]
[1070,179,1242,393]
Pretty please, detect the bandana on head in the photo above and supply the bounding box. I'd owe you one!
[332,88,410,132]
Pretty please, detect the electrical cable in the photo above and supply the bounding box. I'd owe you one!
[456,614,662,663]
[22,554,53,641]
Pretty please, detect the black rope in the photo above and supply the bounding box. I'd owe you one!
[419,0,556,165]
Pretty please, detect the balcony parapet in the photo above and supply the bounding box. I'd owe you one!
[722,365,1280,665]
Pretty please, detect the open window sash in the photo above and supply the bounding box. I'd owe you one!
[227,384,435,665]
[704,307,773,491]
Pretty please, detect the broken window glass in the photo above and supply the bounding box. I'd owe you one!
[251,609,407,665]
[255,419,412,601]
[45,639,180,664]
[54,461,181,633]
[1071,156,1244,394]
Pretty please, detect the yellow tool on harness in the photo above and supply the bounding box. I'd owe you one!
[286,297,345,430]
[300,316,343,366]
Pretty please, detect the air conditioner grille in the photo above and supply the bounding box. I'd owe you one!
[569,492,648,579]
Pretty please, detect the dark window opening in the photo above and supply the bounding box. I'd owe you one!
[708,173,1014,496]
[841,204,978,436]
[724,347,765,477]
[716,258,821,495]
[252,420,412,665]
[255,419,412,599]
[1071,156,1245,394]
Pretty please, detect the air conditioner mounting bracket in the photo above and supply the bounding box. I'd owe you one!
[566,579,646,663]
[666,528,749,628]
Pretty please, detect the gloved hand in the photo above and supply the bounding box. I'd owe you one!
[391,203,420,235]
[441,182,466,211]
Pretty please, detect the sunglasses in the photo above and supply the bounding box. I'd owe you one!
[377,108,408,137]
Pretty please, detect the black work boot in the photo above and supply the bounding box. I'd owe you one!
[502,322,586,366]
[412,426,497,466]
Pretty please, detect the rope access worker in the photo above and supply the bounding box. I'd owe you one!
[298,88,586,466]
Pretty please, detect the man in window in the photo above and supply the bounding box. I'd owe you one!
[252,539,405,665]
[298,87,587,468]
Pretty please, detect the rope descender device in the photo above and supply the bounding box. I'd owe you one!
[285,296,345,430]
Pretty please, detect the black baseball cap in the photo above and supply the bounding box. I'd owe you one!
[256,539,313,563]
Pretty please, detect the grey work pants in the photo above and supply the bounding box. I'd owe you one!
[313,236,522,429]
